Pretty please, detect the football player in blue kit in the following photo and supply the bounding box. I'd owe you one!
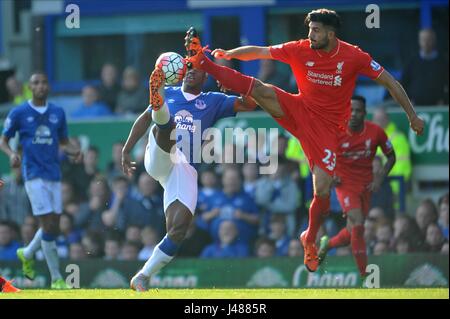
[0,72,81,289]
[122,65,257,291]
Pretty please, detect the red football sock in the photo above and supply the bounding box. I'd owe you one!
[199,56,255,96]
[329,228,351,248]
[305,195,330,243]
[351,225,368,276]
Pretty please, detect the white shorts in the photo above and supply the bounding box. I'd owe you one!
[24,178,62,216]
[144,125,198,215]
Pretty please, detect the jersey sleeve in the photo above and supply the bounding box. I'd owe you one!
[377,126,393,155]
[2,108,20,138]
[356,48,384,79]
[58,109,69,140]
[269,41,300,64]
[212,92,237,120]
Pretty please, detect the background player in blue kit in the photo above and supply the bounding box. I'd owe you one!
[0,72,81,289]
[122,66,257,291]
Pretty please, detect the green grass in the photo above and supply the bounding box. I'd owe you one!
[0,288,448,299]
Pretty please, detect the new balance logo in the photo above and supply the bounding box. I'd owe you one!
[305,61,315,67]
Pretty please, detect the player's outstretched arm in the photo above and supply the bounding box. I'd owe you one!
[374,70,425,135]
[121,110,151,176]
[212,46,272,61]
[0,136,21,168]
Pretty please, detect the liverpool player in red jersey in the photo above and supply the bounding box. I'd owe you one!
[184,9,424,272]
[317,96,396,284]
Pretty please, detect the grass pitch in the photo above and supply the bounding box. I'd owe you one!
[0,288,448,299]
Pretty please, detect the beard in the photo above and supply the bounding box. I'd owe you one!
[310,38,329,50]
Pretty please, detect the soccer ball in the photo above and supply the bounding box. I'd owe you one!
[155,52,186,85]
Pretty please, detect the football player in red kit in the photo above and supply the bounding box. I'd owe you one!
[184,8,424,272]
[317,96,396,283]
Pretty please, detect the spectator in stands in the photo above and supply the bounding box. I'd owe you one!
[71,85,113,119]
[106,141,126,183]
[287,239,303,257]
[81,231,104,258]
[75,176,112,232]
[116,66,147,115]
[120,241,141,261]
[204,167,259,245]
[63,145,100,201]
[441,243,449,255]
[125,225,141,243]
[200,220,249,258]
[401,28,448,106]
[255,159,300,236]
[97,63,120,112]
[0,166,31,226]
[364,217,378,255]
[438,193,449,240]
[376,222,394,248]
[103,231,122,261]
[62,180,81,218]
[373,241,390,255]
[139,226,160,261]
[415,198,438,238]
[257,59,290,92]
[268,214,291,256]
[20,216,38,247]
[255,237,276,258]
[102,174,165,234]
[58,213,82,249]
[373,107,412,207]
[242,163,259,201]
[394,234,412,254]
[197,169,220,231]
[370,156,394,220]
[0,221,20,261]
[178,216,213,258]
[69,242,87,260]
[368,207,386,222]
[425,223,446,253]
[393,214,423,251]
[5,75,32,105]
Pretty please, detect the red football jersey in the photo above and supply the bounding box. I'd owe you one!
[336,121,393,187]
[270,39,384,129]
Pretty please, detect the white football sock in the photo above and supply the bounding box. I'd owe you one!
[23,228,43,259]
[139,246,174,277]
[41,240,63,282]
[151,102,170,125]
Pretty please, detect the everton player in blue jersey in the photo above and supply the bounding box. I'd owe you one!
[0,72,81,289]
[122,65,257,291]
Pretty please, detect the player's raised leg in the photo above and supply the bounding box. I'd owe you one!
[300,165,333,272]
[184,27,284,118]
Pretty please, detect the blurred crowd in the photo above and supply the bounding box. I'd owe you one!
[2,28,448,115]
[0,132,448,262]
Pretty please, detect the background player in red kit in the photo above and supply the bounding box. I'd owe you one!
[317,96,396,283]
[185,8,424,272]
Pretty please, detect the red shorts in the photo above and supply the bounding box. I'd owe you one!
[272,86,339,176]
[336,184,372,216]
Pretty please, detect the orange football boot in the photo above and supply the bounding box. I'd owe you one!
[1,277,21,293]
[184,27,210,69]
[148,67,165,111]
[300,231,319,272]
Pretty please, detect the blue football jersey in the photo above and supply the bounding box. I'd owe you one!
[2,101,68,181]
[150,86,237,165]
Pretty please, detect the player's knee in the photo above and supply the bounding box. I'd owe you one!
[348,212,364,227]
[251,80,272,100]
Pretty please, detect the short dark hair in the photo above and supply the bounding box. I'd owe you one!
[305,8,341,32]
[351,95,367,111]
